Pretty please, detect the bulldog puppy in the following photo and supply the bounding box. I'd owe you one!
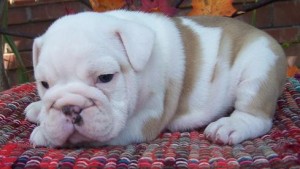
[25,10,287,147]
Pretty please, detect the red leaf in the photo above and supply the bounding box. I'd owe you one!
[140,0,177,17]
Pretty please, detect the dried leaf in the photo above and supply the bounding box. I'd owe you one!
[287,66,299,77]
[140,0,177,17]
[140,0,159,12]
[188,0,237,16]
[158,0,177,16]
[89,0,125,12]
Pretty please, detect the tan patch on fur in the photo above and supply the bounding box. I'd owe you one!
[190,16,265,67]
[142,117,159,142]
[173,18,202,118]
[142,18,203,140]
[187,16,259,82]
[142,82,176,141]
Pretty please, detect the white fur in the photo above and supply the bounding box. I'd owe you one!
[25,10,286,147]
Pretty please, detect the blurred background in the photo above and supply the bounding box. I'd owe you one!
[1,0,299,90]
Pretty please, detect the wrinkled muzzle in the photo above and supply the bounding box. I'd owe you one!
[39,82,119,146]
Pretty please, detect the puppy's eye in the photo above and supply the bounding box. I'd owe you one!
[41,81,49,89]
[98,74,114,83]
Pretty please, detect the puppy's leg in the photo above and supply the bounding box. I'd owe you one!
[204,47,286,145]
[25,101,42,123]
[204,78,282,144]
[205,77,274,145]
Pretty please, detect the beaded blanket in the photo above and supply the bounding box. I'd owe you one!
[0,78,300,169]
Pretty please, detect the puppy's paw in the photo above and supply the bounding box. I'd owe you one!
[204,111,272,145]
[204,117,246,145]
[25,101,42,123]
[30,126,51,147]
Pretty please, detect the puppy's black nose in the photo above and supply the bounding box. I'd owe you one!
[62,105,82,115]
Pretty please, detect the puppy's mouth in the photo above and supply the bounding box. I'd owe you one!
[53,98,114,144]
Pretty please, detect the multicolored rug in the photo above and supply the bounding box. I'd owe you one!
[0,78,300,169]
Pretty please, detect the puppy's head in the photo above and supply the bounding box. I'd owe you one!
[32,12,155,146]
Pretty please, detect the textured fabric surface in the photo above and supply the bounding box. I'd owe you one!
[0,79,300,169]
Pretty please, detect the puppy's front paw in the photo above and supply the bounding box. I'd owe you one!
[204,117,246,145]
[204,111,272,145]
[30,126,51,147]
[29,109,75,147]
[25,101,42,123]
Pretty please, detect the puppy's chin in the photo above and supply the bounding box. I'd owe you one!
[64,131,107,148]
[67,130,93,145]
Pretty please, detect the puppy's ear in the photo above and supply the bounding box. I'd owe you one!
[32,36,44,68]
[117,23,155,71]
